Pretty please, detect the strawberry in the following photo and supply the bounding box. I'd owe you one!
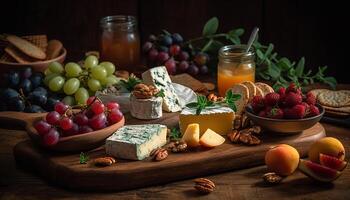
[308,105,320,116]
[286,83,302,94]
[287,104,306,119]
[267,107,284,119]
[284,92,302,107]
[264,92,280,106]
[278,87,286,96]
[302,102,310,116]
[251,95,265,113]
[306,91,316,105]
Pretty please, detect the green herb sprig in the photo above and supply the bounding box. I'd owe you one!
[155,89,165,98]
[119,74,142,92]
[183,17,337,90]
[169,127,181,140]
[186,90,241,115]
[79,152,89,164]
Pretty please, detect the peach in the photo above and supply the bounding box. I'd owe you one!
[265,144,300,176]
[308,137,345,163]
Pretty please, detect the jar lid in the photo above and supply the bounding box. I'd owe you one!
[100,15,137,31]
[219,45,255,62]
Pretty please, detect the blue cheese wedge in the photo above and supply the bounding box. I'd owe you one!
[142,66,182,112]
[105,124,167,160]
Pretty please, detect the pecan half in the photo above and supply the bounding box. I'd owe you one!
[227,130,240,143]
[233,115,242,130]
[93,156,116,167]
[262,172,283,184]
[207,93,217,102]
[132,83,160,99]
[194,178,215,194]
[151,148,168,161]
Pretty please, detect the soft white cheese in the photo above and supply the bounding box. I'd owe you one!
[130,95,162,119]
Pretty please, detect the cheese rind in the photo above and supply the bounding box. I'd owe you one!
[179,106,235,136]
[142,66,182,112]
[130,95,162,119]
[106,124,167,160]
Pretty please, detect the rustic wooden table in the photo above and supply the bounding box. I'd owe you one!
[0,121,349,199]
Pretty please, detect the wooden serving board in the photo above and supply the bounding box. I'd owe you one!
[12,109,326,192]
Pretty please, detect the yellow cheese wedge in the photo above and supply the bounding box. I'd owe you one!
[181,123,200,147]
[179,106,235,136]
[199,128,225,148]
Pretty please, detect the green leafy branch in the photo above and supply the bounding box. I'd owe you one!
[79,152,89,164]
[186,90,241,115]
[169,127,181,140]
[184,17,337,89]
[118,74,142,92]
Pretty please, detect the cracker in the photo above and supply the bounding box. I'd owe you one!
[230,83,249,115]
[323,105,350,114]
[309,89,329,99]
[318,90,350,108]
[255,87,264,97]
[46,39,63,60]
[4,45,39,63]
[324,110,350,118]
[241,81,256,101]
[255,82,274,96]
[6,35,46,60]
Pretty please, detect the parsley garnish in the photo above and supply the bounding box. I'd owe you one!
[119,74,142,92]
[169,128,181,140]
[79,152,89,164]
[155,89,165,98]
[186,90,240,115]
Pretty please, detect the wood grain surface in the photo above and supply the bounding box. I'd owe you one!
[12,122,325,191]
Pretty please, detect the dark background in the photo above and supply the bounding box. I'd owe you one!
[0,0,348,83]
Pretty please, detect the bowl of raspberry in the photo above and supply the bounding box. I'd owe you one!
[245,83,324,134]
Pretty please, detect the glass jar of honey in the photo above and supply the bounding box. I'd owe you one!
[217,45,256,96]
[100,15,140,70]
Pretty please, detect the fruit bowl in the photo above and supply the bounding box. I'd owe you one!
[25,112,125,152]
[245,104,324,134]
[0,48,66,73]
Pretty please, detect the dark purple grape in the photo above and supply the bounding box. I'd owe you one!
[19,79,32,94]
[21,67,32,79]
[148,49,158,62]
[2,88,19,102]
[178,61,189,72]
[171,33,183,44]
[156,52,170,64]
[30,73,44,88]
[157,45,169,53]
[28,91,47,106]
[142,42,153,53]
[79,125,93,134]
[33,87,48,96]
[159,35,173,46]
[63,123,79,136]
[43,128,59,146]
[8,96,25,111]
[177,51,189,61]
[194,52,209,66]
[200,65,209,74]
[5,71,20,88]
[165,59,176,75]
[187,64,199,76]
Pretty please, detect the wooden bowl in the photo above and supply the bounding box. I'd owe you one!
[0,111,124,152]
[245,104,324,134]
[0,48,66,73]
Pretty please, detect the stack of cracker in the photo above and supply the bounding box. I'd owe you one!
[0,34,63,64]
[310,89,350,117]
[230,81,274,115]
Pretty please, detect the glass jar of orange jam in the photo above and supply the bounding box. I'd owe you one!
[100,15,140,70]
[217,45,256,96]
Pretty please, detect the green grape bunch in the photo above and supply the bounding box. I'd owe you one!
[44,55,119,105]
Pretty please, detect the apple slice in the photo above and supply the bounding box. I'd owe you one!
[199,128,225,148]
[298,159,342,182]
[319,153,348,171]
[182,123,200,147]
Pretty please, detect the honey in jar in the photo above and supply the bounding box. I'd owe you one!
[217,45,256,96]
[100,15,140,70]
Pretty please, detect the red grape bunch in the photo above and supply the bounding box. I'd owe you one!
[142,32,209,76]
[34,97,123,146]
